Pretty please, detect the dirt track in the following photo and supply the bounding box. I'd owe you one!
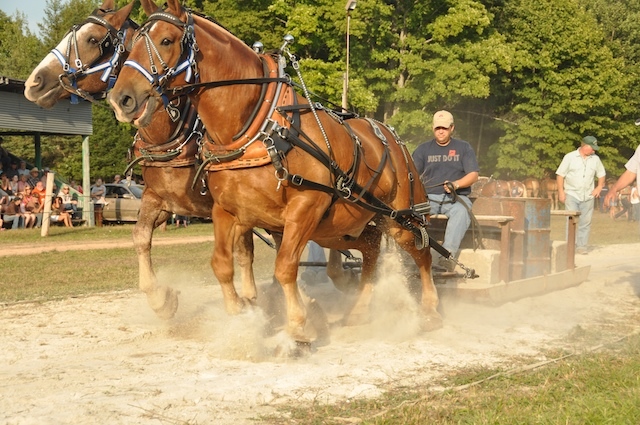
[1,241,639,424]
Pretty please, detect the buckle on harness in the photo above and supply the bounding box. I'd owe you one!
[413,201,431,217]
[291,174,303,186]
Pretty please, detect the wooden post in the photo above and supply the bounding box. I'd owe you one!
[550,210,581,270]
[82,136,93,226]
[40,172,55,237]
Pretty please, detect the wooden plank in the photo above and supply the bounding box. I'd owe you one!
[437,265,590,306]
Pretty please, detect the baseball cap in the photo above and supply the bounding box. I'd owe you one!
[433,110,454,129]
[582,136,599,151]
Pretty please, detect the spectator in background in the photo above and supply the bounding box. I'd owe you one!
[598,181,609,213]
[630,185,640,222]
[27,168,40,188]
[20,186,39,228]
[174,214,189,228]
[50,196,73,227]
[17,174,28,195]
[90,178,106,203]
[17,160,30,177]
[31,180,47,227]
[556,136,606,254]
[70,179,83,193]
[9,175,18,195]
[614,187,632,220]
[1,173,13,197]
[1,195,23,229]
[5,162,19,180]
[112,174,123,185]
[58,184,78,215]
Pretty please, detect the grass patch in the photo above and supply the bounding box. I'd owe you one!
[0,241,220,303]
[0,222,213,246]
[550,210,640,246]
[267,334,640,424]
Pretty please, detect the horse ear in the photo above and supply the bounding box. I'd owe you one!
[140,0,160,16]
[100,0,115,11]
[165,0,184,16]
[113,1,136,26]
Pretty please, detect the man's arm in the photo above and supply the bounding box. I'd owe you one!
[604,170,637,207]
[557,175,566,203]
[593,175,605,197]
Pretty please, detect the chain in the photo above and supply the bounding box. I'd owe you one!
[282,48,331,153]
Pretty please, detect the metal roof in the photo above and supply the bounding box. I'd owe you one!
[0,76,93,136]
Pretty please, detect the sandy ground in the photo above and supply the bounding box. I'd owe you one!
[1,241,639,425]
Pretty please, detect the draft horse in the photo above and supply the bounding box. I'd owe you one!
[109,0,442,344]
[23,0,257,320]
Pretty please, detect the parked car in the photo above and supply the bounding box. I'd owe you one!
[101,184,143,223]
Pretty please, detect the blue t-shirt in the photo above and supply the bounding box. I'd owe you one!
[412,137,479,196]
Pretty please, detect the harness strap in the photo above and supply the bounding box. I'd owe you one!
[442,183,486,250]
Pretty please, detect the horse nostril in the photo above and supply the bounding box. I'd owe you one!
[120,95,135,113]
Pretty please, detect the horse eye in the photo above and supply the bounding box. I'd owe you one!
[88,37,99,45]
[161,38,172,46]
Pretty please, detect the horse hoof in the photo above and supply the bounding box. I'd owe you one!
[307,299,330,346]
[241,297,258,309]
[342,311,370,327]
[272,339,312,358]
[293,340,312,357]
[421,313,443,332]
[152,287,180,320]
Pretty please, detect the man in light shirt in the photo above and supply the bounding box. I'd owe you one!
[556,136,606,254]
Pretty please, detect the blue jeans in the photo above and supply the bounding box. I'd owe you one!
[564,194,594,248]
[2,214,21,229]
[428,193,472,258]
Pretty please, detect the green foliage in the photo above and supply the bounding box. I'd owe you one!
[489,0,637,179]
[0,11,46,79]
[40,0,101,48]
[89,104,136,181]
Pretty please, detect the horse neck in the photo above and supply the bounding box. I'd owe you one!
[137,107,184,145]
[190,15,264,143]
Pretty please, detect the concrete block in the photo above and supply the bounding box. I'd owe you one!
[458,248,501,285]
[551,240,568,273]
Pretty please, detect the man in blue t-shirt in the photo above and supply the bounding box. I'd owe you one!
[412,110,479,272]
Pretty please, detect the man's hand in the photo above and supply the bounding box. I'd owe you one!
[604,191,616,207]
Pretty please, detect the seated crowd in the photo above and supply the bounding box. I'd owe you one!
[0,167,78,230]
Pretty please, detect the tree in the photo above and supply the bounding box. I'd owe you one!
[488,0,636,178]
[40,0,101,48]
[0,11,46,79]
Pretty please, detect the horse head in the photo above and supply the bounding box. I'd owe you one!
[109,0,263,141]
[24,0,136,109]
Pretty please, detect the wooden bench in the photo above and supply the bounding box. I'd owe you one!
[429,214,515,282]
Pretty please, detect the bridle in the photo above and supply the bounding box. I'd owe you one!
[52,8,137,104]
[123,10,199,112]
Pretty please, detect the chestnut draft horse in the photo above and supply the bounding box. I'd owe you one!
[108,0,442,344]
[23,0,257,320]
[523,177,541,198]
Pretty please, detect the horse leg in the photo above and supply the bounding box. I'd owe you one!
[326,249,359,293]
[211,206,246,315]
[234,228,258,305]
[273,216,326,343]
[133,196,177,319]
[340,226,382,326]
[389,226,443,331]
